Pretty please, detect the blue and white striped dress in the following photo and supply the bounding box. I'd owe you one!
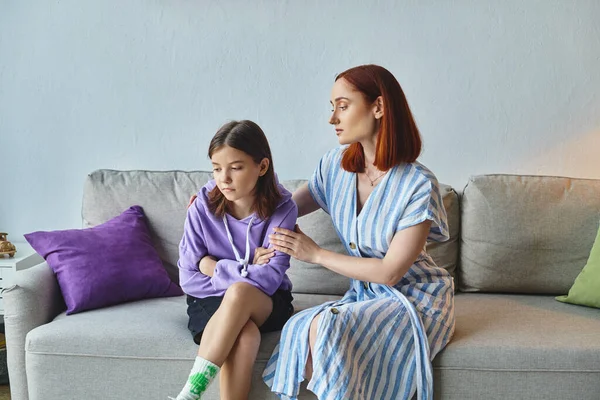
[263,147,455,400]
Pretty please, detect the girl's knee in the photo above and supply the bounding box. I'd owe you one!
[220,283,271,323]
[223,282,256,303]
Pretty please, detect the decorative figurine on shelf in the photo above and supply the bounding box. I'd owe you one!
[0,233,17,258]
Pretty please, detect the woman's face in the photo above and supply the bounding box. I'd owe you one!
[211,145,268,205]
[329,78,381,145]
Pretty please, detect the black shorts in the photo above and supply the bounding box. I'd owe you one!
[186,289,294,344]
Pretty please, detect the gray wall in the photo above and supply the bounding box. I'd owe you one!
[1,0,599,238]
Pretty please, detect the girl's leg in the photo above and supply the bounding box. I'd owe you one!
[198,282,272,365]
[304,313,321,381]
[220,320,261,400]
[175,283,272,400]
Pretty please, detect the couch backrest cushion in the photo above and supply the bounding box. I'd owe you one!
[83,170,459,295]
[427,184,460,279]
[83,170,214,284]
[459,174,600,294]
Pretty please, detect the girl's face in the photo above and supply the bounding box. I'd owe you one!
[328,78,382,145]
[211,145,269,206]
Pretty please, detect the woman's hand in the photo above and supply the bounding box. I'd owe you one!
[199,255,217,277]
[269,224,322,264]
[253,247,275,265]
[187,195,197,208]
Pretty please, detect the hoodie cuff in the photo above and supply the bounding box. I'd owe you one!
[212,259,242,291]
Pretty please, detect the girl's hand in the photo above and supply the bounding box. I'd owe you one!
[269,224,321,264]
[199,255,217,277]
[253,247,275,265]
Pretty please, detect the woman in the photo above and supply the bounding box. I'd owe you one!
[261,65,454,400]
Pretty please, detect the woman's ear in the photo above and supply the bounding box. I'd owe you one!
[373,96,384,120]
[259,158,270,176]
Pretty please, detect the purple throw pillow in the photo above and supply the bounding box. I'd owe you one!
[25,205,183,315]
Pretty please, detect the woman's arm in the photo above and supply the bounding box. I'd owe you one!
[270,220,431,285]
[293,182,321,217]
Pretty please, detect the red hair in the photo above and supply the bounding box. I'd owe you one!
[336,64,422,173]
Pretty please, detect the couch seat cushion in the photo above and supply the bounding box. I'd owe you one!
[437,293,600,371]
[30,292,600,371]
[25,293,342,363]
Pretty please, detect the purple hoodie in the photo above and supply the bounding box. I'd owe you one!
[178,179,298,298]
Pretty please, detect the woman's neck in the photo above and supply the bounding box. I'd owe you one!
[360,136,380,172]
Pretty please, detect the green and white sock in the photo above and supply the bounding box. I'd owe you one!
[175,357,219,400]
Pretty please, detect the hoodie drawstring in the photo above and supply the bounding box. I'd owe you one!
[222,215,255,278]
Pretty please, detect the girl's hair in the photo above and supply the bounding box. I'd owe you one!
[207,120,281,220]
[336,64,422,173]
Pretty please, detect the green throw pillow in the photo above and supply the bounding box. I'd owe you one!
[556,222,600,308]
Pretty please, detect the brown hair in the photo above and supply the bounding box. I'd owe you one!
[207,120,281,220]
[336,64,422,173]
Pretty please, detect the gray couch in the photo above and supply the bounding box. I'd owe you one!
[4,170,600,400]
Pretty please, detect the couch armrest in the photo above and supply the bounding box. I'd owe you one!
[2,262,66,400]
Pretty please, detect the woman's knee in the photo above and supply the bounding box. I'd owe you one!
[309,314,320,348]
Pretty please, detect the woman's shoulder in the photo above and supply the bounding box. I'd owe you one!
[384,162,442,199]
[394,162,440,185]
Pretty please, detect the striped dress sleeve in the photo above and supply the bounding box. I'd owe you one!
[308,151,331,214]
[396,171,449,243]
